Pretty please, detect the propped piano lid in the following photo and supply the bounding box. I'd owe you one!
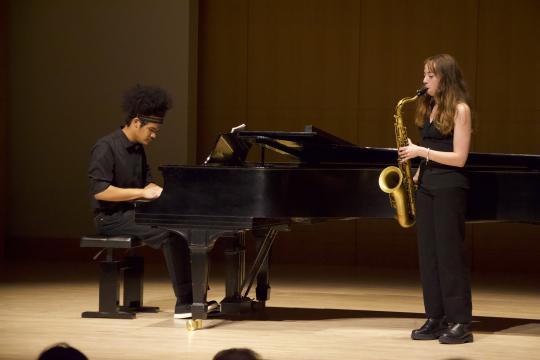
[236,125,399,165]
[206,125,540,169]
[238,125,540,170]
[238,125,355,147]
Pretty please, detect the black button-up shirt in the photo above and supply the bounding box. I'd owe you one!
[88,128,153,212]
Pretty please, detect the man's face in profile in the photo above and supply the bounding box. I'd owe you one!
[134,118,161,145]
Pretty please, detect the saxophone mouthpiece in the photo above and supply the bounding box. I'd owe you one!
[416,87,428,96]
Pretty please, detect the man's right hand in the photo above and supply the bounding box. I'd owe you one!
[141,186,162,200]
[94,185,162,202]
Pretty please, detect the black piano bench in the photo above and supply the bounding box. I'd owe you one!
[80,235,159,319]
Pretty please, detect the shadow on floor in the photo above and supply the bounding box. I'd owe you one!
[208,306,540,335]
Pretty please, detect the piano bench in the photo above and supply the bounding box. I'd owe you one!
[80,235,159,319]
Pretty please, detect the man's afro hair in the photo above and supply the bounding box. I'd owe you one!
[122,84,172,121]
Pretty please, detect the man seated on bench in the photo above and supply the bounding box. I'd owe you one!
[88,84,201,319]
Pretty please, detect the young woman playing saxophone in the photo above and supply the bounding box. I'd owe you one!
[398,54,473,344]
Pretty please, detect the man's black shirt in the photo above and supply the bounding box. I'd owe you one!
[88,128,153,213]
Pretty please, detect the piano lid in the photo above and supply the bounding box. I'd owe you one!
[205,125,540,170]
[235,125,400,166]
[204,125,387,166]
[238,125,355,148]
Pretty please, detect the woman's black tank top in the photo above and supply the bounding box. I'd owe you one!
[419,119,469,189]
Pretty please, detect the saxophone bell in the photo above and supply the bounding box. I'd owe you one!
[378,166,415,228]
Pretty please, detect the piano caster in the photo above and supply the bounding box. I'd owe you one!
[252,300,266,311]
[186,319,203,331]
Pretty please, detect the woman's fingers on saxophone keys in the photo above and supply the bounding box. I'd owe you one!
[398,146,408,161]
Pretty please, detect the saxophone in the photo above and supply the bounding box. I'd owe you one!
[378,87,427,228]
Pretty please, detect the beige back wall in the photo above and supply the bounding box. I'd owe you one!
[5,0,539,272]
[7,0,197,255]
[197,0,540,272]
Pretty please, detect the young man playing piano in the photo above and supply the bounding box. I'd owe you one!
[88,84,205,319]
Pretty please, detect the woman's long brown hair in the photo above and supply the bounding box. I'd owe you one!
[414,54,470,135]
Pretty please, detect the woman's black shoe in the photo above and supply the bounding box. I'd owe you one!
[439,323,473,344]
[411,318,448,340]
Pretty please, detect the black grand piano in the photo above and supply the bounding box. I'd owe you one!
[135,125,540,329]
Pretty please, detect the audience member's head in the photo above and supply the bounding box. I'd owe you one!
[38,343,88,360]
[213,348,261,360]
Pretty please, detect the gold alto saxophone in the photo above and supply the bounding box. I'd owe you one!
[378,87,427,228]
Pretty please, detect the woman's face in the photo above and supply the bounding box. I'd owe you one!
[423,63,440,97]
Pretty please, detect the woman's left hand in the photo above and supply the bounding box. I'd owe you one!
[398,138,421,162]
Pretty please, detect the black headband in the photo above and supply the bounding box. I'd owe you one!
[138,114,164,124]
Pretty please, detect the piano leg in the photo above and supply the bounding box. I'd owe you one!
[180,227,284,329]
[189,246,210,320]
[185,229,220,324]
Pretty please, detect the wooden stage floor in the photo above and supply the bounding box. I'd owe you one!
[0,261,539,360]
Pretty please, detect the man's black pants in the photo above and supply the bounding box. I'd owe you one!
[416,186,472,323]
[94,209,193,304]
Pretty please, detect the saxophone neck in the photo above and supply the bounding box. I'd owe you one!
[395,95,418,118]
[394,87,426,118]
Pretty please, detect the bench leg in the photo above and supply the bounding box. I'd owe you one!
[120,256,159,313]
[82,260,136,319]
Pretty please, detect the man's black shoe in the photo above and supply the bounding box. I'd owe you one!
[174,303,192,319]
[439,323,473,344]
[174,301,220,319]
[411,318,448,340]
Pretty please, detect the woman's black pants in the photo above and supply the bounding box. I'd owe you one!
[416,186,472,323]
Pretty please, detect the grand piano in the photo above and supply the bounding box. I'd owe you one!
[135,125,540,329]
